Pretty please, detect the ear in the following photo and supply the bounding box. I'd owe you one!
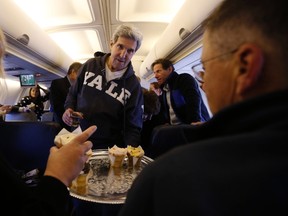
[168,65,173,73]
[235,43,264,95]
[110,40,114,49]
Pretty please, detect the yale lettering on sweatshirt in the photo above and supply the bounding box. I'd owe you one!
[84,72,131,105]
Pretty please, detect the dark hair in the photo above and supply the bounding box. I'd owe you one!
[150,82,160,90]
[151,58,174,71]
[143,89,160,116]
[67,62,82,75]
[29,86,40,98]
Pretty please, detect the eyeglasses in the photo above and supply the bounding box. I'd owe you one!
[191,48,238,83]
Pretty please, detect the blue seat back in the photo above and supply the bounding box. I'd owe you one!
[0,121,61,173]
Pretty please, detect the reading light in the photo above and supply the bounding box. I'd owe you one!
[179,28,190,40]
[17,34,30,45]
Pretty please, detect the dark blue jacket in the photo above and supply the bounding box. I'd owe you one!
[158,71,210,124]
[50,76,71,130]
[65,52,143,148]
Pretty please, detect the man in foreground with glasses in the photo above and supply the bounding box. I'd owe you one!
[118,0,288,215]
[192,48,238,89]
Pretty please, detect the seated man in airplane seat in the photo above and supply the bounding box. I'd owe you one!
[151,58,211,126]
[118,0,288,215]
[145,58,211,158]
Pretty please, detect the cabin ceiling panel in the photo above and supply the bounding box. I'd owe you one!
[110,0,186,70]
[139,0,223,79]
[115,0,185,23]
[49,29,104,62]
[13,0,94,28]
[2,0,223,85]
[13,0,107,64]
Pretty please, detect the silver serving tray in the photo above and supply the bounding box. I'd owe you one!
[69,149,153,204]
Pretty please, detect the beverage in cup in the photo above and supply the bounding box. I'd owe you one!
[71,112,83,127]
[0,110,6,122]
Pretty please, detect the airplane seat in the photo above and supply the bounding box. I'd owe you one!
[5,112,38,122]
[0,121,61,175]
[41,111,54,122]
[146,124,195,159]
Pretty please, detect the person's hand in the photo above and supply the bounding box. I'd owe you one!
[27,103,35,111]
[62,108,75,126]
[191,121,204,125]
[44,125,97,187]
[0,105,12,113]
[37,84,49,93]
[18,106,31,113]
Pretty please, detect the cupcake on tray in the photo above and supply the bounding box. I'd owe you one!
[127,145,144,168]
[70,170,90,195]
[108,145,128,168]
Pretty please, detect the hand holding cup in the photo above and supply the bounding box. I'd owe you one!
[71,111,84,127]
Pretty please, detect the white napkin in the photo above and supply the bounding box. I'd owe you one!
[54,126,83,147]
[54,126,92,156]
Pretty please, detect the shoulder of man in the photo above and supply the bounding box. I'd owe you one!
[178,72,194,79]
[177,73,197,83]
[168,72,192,83]
[51,77,65,86]
[83,52,108,69]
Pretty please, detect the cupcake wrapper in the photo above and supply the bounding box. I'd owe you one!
[109,154,125,168]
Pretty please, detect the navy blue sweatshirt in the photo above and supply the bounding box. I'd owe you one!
[65,52,143,148]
